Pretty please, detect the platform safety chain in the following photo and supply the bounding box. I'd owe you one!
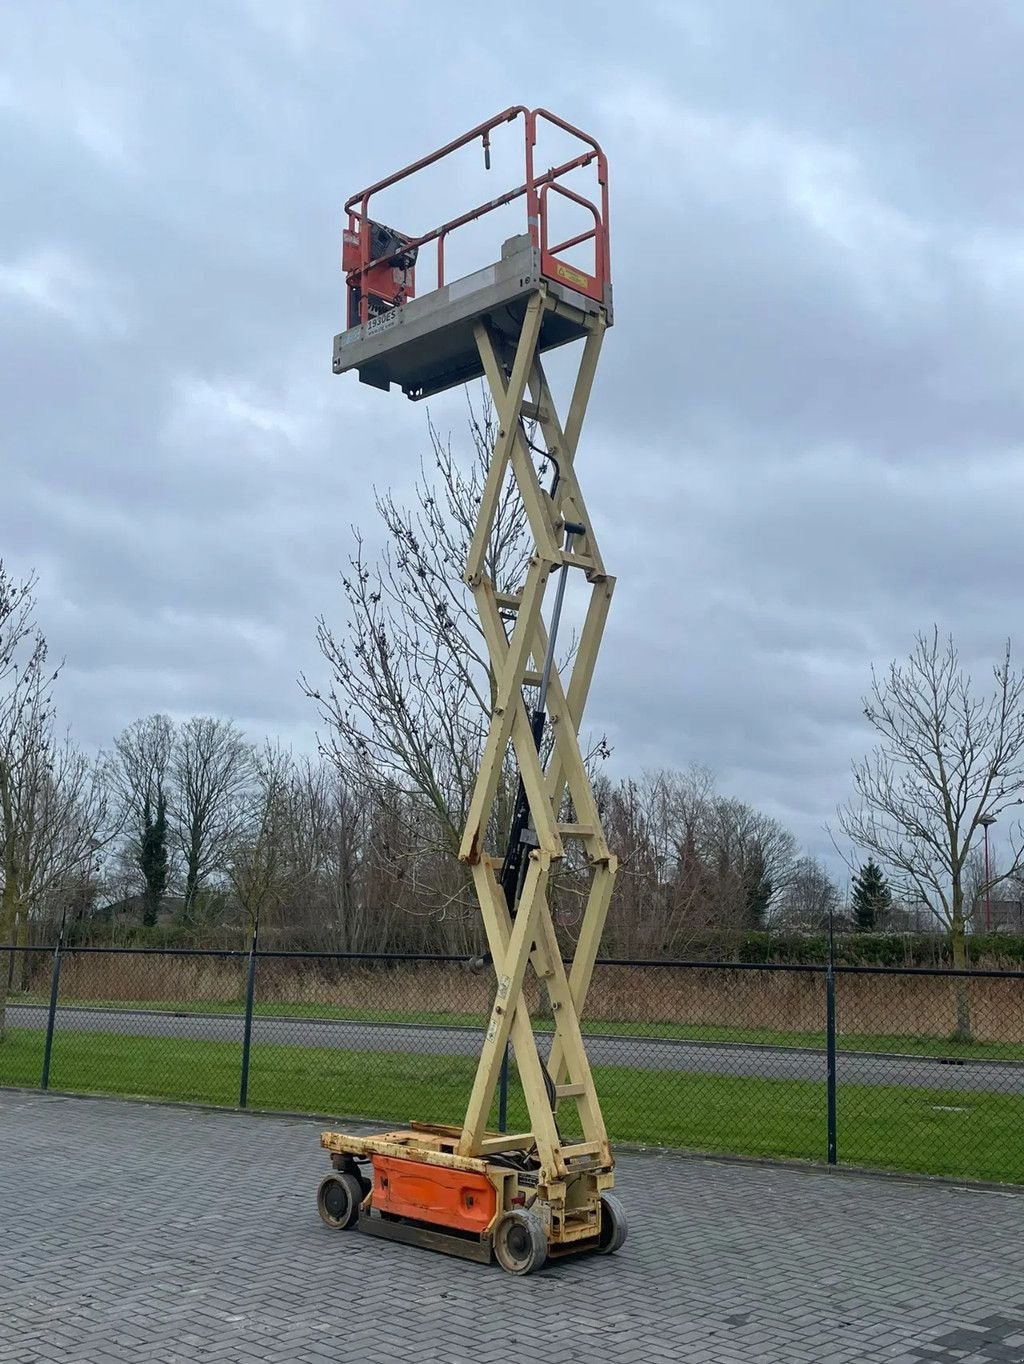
[456,287,619,1185]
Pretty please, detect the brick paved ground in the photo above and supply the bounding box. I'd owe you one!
[1,1091,1022,1364]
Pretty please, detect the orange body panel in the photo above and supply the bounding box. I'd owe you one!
[372,1155,496,1234]
[343,224,417,328]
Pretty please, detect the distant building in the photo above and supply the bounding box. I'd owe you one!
[99,894,185,922]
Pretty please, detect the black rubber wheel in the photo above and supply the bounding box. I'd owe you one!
[317,1171,364,1230]
[333,1158,371,1199]
[597,1192,628,1254]
[493,1210,548,1275]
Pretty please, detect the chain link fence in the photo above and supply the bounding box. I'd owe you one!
[2,945,1021,1185]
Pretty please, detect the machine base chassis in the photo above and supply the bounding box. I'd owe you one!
[318,1123,622,1273]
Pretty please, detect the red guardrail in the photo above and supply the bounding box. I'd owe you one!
[342,106,610,326]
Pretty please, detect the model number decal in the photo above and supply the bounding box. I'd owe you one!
[365,309,401,335]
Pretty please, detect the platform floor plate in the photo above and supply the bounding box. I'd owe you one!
[334,238,612,400]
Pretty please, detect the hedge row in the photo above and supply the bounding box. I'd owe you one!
[722,931,1024,968]
[27,921,1024,969]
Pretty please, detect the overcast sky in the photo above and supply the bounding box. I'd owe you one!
[3,1,1022,870]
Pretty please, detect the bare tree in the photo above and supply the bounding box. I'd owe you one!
[599,767,797,956]
[837,629,1024,1037]
[602,768,717,956]
[0,564,112,1037]
[304,402,535,920]
[703,797,796,930]
[271,756,340,944]
[316,769,365,951]
[265,758,364,951]
[171,716,253,921]
[225,743,293,945]
[775,856,842,932]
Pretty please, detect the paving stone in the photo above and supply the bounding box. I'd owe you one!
[1,1091,1023,1362]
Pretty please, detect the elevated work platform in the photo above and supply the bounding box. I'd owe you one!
[334,106,612,404]
[320,106,625,1277]
[333,235,612,401]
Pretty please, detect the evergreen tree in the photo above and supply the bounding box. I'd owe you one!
[851,857,892,931]
[138,790,168,928]
[744,848,773,928]
[746,872,773,929]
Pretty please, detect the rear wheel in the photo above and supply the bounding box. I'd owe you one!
[317,1171,364,1230]
[493,1210,548,1275]
[597,1193,627,1254]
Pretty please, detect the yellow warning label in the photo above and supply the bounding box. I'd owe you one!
[555,262,589,289]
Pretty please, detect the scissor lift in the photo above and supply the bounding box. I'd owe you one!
[317,107,624,1275]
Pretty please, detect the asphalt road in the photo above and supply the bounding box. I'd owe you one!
[7,1003,1023,1092]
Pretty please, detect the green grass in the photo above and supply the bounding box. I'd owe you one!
[14,994,1024,1062]
[2,1026,46,1087]
[1,1026,1021,1185]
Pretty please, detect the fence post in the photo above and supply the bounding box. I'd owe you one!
[40,917,67,1091]
[825,966,838,1164]
[825,908,838,1165]
[238,919,259,1109]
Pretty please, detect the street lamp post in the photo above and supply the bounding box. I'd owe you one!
[980,814,997,933]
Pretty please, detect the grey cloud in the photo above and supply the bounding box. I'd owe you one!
[3,0,1022,870]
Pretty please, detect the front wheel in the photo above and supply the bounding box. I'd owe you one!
[598,1193,627,1254]
[317,1171,364,1230]
[493,1209,548,1275]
